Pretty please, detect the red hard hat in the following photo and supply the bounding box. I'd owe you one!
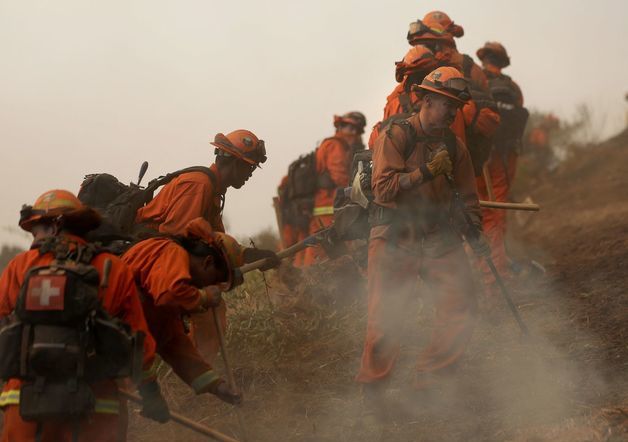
[19,189,101,233]
[333,112,367,134]
[415,66,471,104]
[476,41,511,68]
[395,45,438,83]
[210,129,267,167]
[422,11,464,38]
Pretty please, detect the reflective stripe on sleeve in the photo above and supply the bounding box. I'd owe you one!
[312,206,334,216]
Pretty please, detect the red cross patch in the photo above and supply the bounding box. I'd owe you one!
[25,275,66,311]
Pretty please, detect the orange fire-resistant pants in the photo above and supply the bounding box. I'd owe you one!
[356,230,478,384]
[189,300,227,366]
[1,405,122,442]
[476,150,518,286]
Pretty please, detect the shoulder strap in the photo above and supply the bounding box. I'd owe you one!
[443,129,458,165]
[389,120,418,161]
[145,166,216,194]
[462,54,474,79]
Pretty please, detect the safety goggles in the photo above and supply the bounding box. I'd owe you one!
[214,134,267,166]
[422,77,471,101]
[408,20,447,37]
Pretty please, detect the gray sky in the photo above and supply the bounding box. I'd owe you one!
[1,0,626,247]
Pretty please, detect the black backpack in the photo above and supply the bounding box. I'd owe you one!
[281,138,346,230]
[487,73,529,153]
[78,164,217,242]
[0,237,144,421]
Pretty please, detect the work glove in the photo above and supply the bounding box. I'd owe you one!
[138,380,170,423]
[426,150,453,177]
[206,378,242,405]
[244,248,281,271]
[198,285,223,310]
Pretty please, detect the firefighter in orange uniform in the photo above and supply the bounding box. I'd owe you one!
[357,68,487,390]
[135,130,280,360]
[475,42,529,295]
[302,112,366,265]
[277,175,307,267]
[407,11,501,177]
[0,190,167,442]
[122,218,246,405]
[368,45,439,148]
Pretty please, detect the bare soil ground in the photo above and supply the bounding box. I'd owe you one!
[130,130,628,442]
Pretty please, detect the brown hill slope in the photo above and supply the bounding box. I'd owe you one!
[130,129,628,442]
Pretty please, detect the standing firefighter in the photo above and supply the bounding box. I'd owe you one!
[122,218,246,406]
[135,129,280,360]
[357,67,488,390]
[0,190,167,442]
[476,42,529,297]
[408,11,501,177]
[368,45,440,148]
[302,112,367,265]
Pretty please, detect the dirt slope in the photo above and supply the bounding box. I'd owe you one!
[131,130,628,442]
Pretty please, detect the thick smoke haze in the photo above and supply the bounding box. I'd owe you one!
[1,0,626,246]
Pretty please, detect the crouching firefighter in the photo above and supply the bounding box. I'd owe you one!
[121,218,247,405]
[0,190,168,442]
[356,67,490,390]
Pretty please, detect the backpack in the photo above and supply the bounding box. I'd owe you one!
[281,138,348,230]
[0,237,144,421]
[487,73,529,153]
[78,164,218,242]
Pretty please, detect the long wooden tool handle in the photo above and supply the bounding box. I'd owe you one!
[238,233,318,274]
[212,308,237,392]
[479,200,540,211]
[119,389,240,442]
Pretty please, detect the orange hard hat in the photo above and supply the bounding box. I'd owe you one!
[422,11,464,38]
[476,41,511,68]
[333,112,367,134]
[415,66,470,104]
[183,218,246,289]
[407,20,455,46]
[395,45,438,83]
[210,129,267,167]
[19,189,101,233]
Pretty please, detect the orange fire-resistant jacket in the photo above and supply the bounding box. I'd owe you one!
[0,234,156,416]
[312,136,353,217]
[371,113,479,220]
[122,237,221,392]
[448,52,501,138]
[136,164,226,235]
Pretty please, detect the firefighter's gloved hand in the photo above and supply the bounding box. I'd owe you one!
[198,286,223,309]
[470,232,491,258]
[208,378,242,405]
[244,248,281,271]
[138,381,170,423]
[427,150,453,177]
